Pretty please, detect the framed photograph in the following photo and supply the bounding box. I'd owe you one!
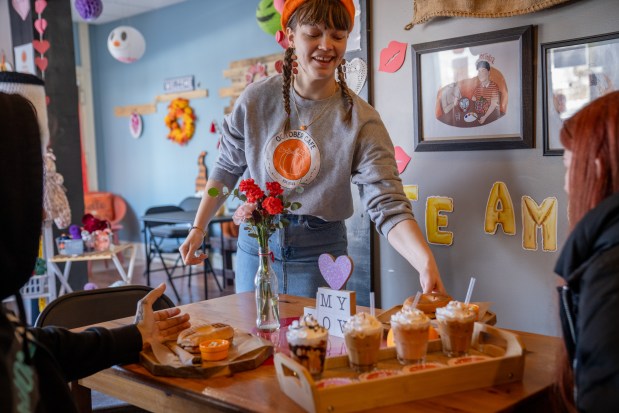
[411,26,533,151]
[541,31,619,156]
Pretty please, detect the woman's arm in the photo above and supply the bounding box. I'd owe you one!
[179,179,227,265]
[387,219,445,294]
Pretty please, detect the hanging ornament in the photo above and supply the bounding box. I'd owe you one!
[210,121,217,133]
[107,26,146,64]
[74,0,103,22]
[129,112,143,138]
[256,0,281,35]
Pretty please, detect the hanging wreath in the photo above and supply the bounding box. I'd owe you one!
[164,98,196,145]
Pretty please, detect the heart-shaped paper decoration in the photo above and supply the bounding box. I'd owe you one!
[34,18,47,35]
[318,254,354,291]
[35,56,48,72]
[344,57,367,96]
[34,0,47,14]
[12,0,30,21]
[33,40,50,54]
[394,146,411,174]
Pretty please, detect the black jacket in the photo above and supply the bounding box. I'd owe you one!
[0,310,142,413]
[555,191,619,412]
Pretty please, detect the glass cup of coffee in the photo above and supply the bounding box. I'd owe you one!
[435,301,476,357]
[390,308,430,365]
[285,315,329,380]
[342,313,383,373]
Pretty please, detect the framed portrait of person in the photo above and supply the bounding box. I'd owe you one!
[541,31,619,156]
[411,26,534,151]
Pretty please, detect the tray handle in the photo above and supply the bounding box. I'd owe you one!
[274,353,317,413]
[473,323,526,357]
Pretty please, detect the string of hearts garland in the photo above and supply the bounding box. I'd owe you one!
[32,0,49,81]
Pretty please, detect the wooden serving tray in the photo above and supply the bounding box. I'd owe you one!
[140,331,273,379]
[274,323,524,413]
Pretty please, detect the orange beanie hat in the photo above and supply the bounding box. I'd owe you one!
[280,0,355,32]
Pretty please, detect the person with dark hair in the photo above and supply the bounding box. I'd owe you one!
[471,59,500,124]
[0,88,191,412]
[181,0,445,297]
[555,91,619,411]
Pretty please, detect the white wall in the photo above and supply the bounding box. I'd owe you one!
[372,0,618,335]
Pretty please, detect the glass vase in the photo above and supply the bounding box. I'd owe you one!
[255,246,280,331]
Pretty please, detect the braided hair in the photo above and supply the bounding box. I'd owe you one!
[281,46,295,133]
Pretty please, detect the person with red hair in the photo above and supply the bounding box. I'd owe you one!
[555,91,619,411]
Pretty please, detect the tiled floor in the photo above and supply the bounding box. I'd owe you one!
[88,251,235,305]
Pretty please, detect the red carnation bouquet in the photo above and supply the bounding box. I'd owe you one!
[208,179,302,248]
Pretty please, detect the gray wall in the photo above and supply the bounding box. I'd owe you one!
[372,0,618,336]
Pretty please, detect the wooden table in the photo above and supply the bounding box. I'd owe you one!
[78,293,561,413]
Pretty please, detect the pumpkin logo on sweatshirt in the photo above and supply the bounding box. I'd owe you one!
[264,129,320,188]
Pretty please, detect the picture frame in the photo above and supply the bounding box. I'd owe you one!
[541,31,619,156]
[411,26,533,151]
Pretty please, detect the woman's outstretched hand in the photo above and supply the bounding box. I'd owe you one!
[179,229,208,266]
[134,283,191,350]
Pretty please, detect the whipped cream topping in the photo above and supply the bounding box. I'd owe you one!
[435,301,475,321]
[342,312,383,337]
[391,308,430,328]
[285,315,328,345]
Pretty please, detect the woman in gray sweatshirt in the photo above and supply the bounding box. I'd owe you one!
[180,0,444,297]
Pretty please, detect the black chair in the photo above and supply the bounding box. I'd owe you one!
[35,285,175,412]
[36,285,175,328]
[142,197,219,302]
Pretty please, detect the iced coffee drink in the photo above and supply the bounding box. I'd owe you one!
[286,315,329,379]
[342,313,383,373]
[435,301,476,357]
[391,308,430,364]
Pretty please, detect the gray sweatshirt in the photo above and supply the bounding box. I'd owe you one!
[211,75,413,237]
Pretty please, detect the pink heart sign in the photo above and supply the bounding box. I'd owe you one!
[12,0,30,21]
[318,254,354,291]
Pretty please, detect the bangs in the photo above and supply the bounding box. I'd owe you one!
[292,0,351,31]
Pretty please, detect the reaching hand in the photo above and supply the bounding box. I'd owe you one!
[179,230,208,266]
[419,264,446,294]
[134,283,191,350]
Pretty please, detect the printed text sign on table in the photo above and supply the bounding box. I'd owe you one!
[304,287,356,338]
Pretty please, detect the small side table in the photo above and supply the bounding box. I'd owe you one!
[49,243,137,295]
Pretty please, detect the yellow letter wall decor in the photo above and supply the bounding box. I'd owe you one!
[484,181,516,235]
[522,196,558,252]
[403,185,419,201]
[426,196,453,245]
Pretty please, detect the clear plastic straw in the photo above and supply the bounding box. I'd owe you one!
[369,292,375,317]
[464,277,476,305]
[410,291,422,309]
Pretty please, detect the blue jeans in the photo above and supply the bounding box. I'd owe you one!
[234,215,348,297]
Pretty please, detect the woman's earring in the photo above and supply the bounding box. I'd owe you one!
[291,50,298,74]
